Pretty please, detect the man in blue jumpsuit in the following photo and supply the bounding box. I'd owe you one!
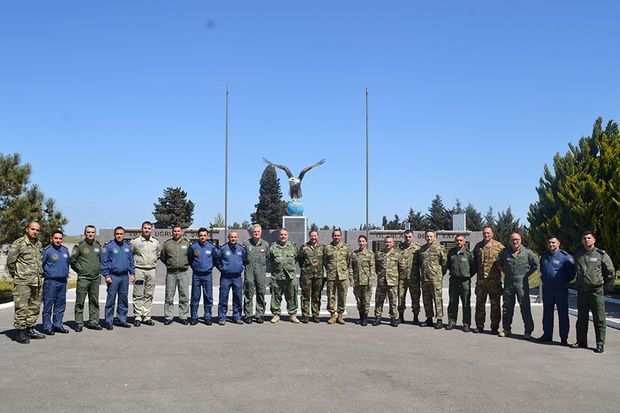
[188,227,217,325]
[215,230,245,325]
[537,236,576,345]
[41,230,71,335]
[101,226,135,330]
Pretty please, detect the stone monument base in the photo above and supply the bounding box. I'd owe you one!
[282,216,307,247]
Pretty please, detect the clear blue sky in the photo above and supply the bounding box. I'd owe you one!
[2,1,619,235]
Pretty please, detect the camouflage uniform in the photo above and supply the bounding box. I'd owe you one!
[352,248,375,317]
[472,239,504,331]
[497,246,538,335]
[374,248,399,318]
[573,247,615,347]
[398,241,421,318]
[7,235,43,330]
[269,241,298,316]
[419,242,448,319]
[297,242,324,318]
[323,242,353,315]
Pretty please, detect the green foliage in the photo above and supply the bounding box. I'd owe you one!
[528,117,619,264]
[425,195,451,230]
[465,203,484,231]
[251,165,287,229]
[494,207,525,246]
[484,207,496,228]
[153,187,194,229]
[0,153,68,244]
[309,222,319,232]
[210,213,225,228]
[406,208,428,230]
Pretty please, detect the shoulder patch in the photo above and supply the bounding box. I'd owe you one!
[596,248,606,255]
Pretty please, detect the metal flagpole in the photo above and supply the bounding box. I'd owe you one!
[225,86,229,239]
[365,87,369,239]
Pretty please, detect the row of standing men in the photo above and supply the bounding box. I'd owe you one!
[6,221,615,353]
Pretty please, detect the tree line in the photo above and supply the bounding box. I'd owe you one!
[2,117,618,267]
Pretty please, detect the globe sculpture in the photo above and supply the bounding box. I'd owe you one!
[287,198,304,215]
[263,157,325,216]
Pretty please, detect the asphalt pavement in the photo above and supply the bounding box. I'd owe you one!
[1,284,619,413]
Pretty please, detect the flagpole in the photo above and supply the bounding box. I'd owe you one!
[225,86,229,239]
[365,87,369,239]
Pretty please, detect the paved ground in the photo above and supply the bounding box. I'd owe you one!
[1,285,619,412]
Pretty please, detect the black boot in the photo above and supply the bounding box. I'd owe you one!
[390,318,399,327]
[412,314,420,326]
[398,312,405,324]
[15,329,30,344]
[421,317,434,327]
[434,319,443,329]
[26,327,45,339]
[372,317,381,326]
[360,313,368,326]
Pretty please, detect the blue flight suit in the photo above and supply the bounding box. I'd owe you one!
[189,241,217,321]
[215,242,246,321]
[101,240,135,325]
[539,249,576,341]
[42,244,71,331]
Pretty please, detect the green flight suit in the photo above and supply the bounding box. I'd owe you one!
[71,239,102,326]
[447,247,474,326]
[242,238,270,318]
[573,247,615,346]
[498,246,538,334]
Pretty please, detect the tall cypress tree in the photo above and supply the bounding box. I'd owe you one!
[251,165,286,229]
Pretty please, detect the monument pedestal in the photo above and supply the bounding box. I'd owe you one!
[282,216,307,247]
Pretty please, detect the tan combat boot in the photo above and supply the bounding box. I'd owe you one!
[336,314,346,325]
[290,314,300,324]
[327,314,337,324]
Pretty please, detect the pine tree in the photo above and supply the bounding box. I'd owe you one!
[406,207,427,230]
[251,165,287,229]
[451,199,464,214]
[484,207,496,229]
[153,187,194,229]
[0,153,68,244]
[426,195,451,230]
[464,203,484,231]
[494,207,522,246]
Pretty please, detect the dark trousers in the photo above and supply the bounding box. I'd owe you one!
[448,277,471,326]
[191,273,213,321]
[576,286,606,346]
[42,279,67,330]
[541,287,569,340]
[105,274,128,324]
[218,273,242,321]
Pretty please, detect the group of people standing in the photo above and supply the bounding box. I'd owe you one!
[5,221,615,353]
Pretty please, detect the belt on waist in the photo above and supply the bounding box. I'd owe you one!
[136,266,156,270]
